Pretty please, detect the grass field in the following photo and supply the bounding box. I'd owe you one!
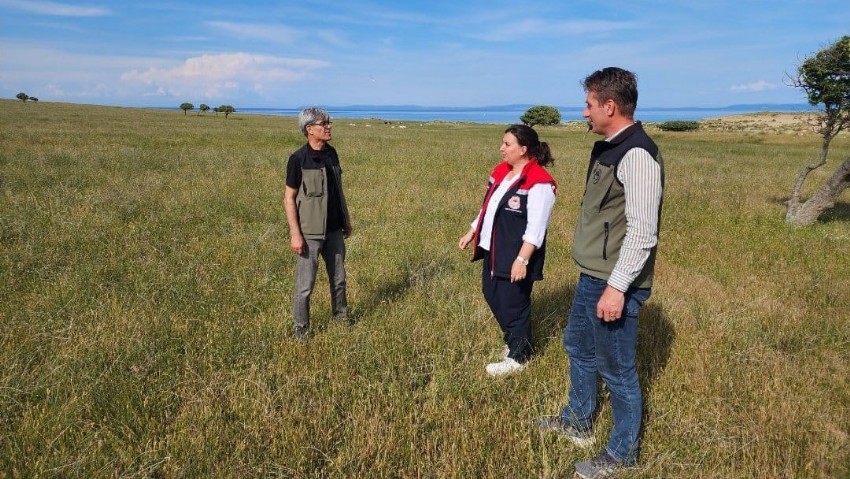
[1,99,848,478]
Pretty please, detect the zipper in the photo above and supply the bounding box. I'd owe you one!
[473,180,498,275]
[603,222,609,260]
[489,228,496,278]
[599,183,613,210]
[321,168,327,236]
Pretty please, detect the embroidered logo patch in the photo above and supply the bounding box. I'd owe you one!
[508,195,521,210]
[591,168,601,184]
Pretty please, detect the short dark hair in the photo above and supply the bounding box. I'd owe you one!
[582,67,638,118]
[504,124,554,167]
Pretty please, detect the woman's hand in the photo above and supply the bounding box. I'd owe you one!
[458,229,475,250]
[510,259,527,282]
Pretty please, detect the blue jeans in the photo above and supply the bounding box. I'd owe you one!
[293,229,348,329]
[561,274,651,465]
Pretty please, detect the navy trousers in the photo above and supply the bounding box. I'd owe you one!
[481,256,534,362]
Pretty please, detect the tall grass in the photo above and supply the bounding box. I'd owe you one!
[1,100,848,478]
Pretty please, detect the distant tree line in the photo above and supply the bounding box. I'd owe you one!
[16,92,38,102]
[180,102,235,118]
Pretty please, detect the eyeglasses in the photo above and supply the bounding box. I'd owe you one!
[310,121,333,128]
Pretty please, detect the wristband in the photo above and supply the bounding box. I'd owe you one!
[516,255,529,266]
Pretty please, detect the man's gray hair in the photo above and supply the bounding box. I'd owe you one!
[299,107,330,136]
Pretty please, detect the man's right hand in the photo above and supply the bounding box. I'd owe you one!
[290,235,305,255]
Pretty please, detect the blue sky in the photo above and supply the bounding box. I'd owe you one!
[1,0,848,109]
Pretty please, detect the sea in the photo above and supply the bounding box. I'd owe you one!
[235,103,818,124]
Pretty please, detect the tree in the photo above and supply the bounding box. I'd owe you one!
[218,104,235,119]
[180,102,194,115]
[16,92,29,102]
[785,35,850,226]
[199,104,210,115]
[29,97,39,102]
[520,105,561,127]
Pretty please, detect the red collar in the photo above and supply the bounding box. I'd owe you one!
[490,160,557,193]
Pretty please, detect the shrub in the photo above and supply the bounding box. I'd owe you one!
[657,120,699,131]
[520,105,561,127]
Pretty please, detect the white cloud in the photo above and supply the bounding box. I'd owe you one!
[205,21,300,44]
[472,19,636,42]
[204,21,350,48]
[1,42,157,83]
[120,52,330,99]
[730,80,779,92]
[44,83,66,97]
[1,42,333,104]
[0,0,110,16]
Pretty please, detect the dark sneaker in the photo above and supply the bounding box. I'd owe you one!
[335,313,354,326]
[574,451,628,479]
[294,326,309,342]
[533,416,596,448]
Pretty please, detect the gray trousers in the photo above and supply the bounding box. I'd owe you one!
[293,229,348,329]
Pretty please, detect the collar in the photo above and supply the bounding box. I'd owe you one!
[606,121,638,142]
[490,160,557,194]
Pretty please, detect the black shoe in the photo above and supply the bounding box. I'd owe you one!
[533,416,596,448]
[294,326,309,342]
[575,451,629,479]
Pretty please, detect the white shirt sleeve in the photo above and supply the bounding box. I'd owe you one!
[608,147,662,292]
[522,182,557,248]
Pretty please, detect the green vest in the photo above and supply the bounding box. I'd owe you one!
[572,123,663,289]
[292,144,350,240]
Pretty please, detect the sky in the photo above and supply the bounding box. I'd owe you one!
[1,0,848,109]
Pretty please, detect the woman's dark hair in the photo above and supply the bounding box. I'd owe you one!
[581,67,638,117]
[504,124,554,167]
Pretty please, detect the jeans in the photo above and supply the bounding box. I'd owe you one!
[293,229,348,329]
[561,274,650,465]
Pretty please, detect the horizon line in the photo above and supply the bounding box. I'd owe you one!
[186,102,817,111]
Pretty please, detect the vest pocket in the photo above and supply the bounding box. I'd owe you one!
[301,170,325,197]
[602,222,609,260]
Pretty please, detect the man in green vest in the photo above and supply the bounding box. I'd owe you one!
[536,67,665,479]
[283,107,353,341]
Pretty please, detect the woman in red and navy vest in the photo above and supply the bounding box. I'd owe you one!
[459,124,557,377]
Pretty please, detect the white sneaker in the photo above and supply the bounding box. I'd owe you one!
[486,357,526,377]
[502,345,510,359]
